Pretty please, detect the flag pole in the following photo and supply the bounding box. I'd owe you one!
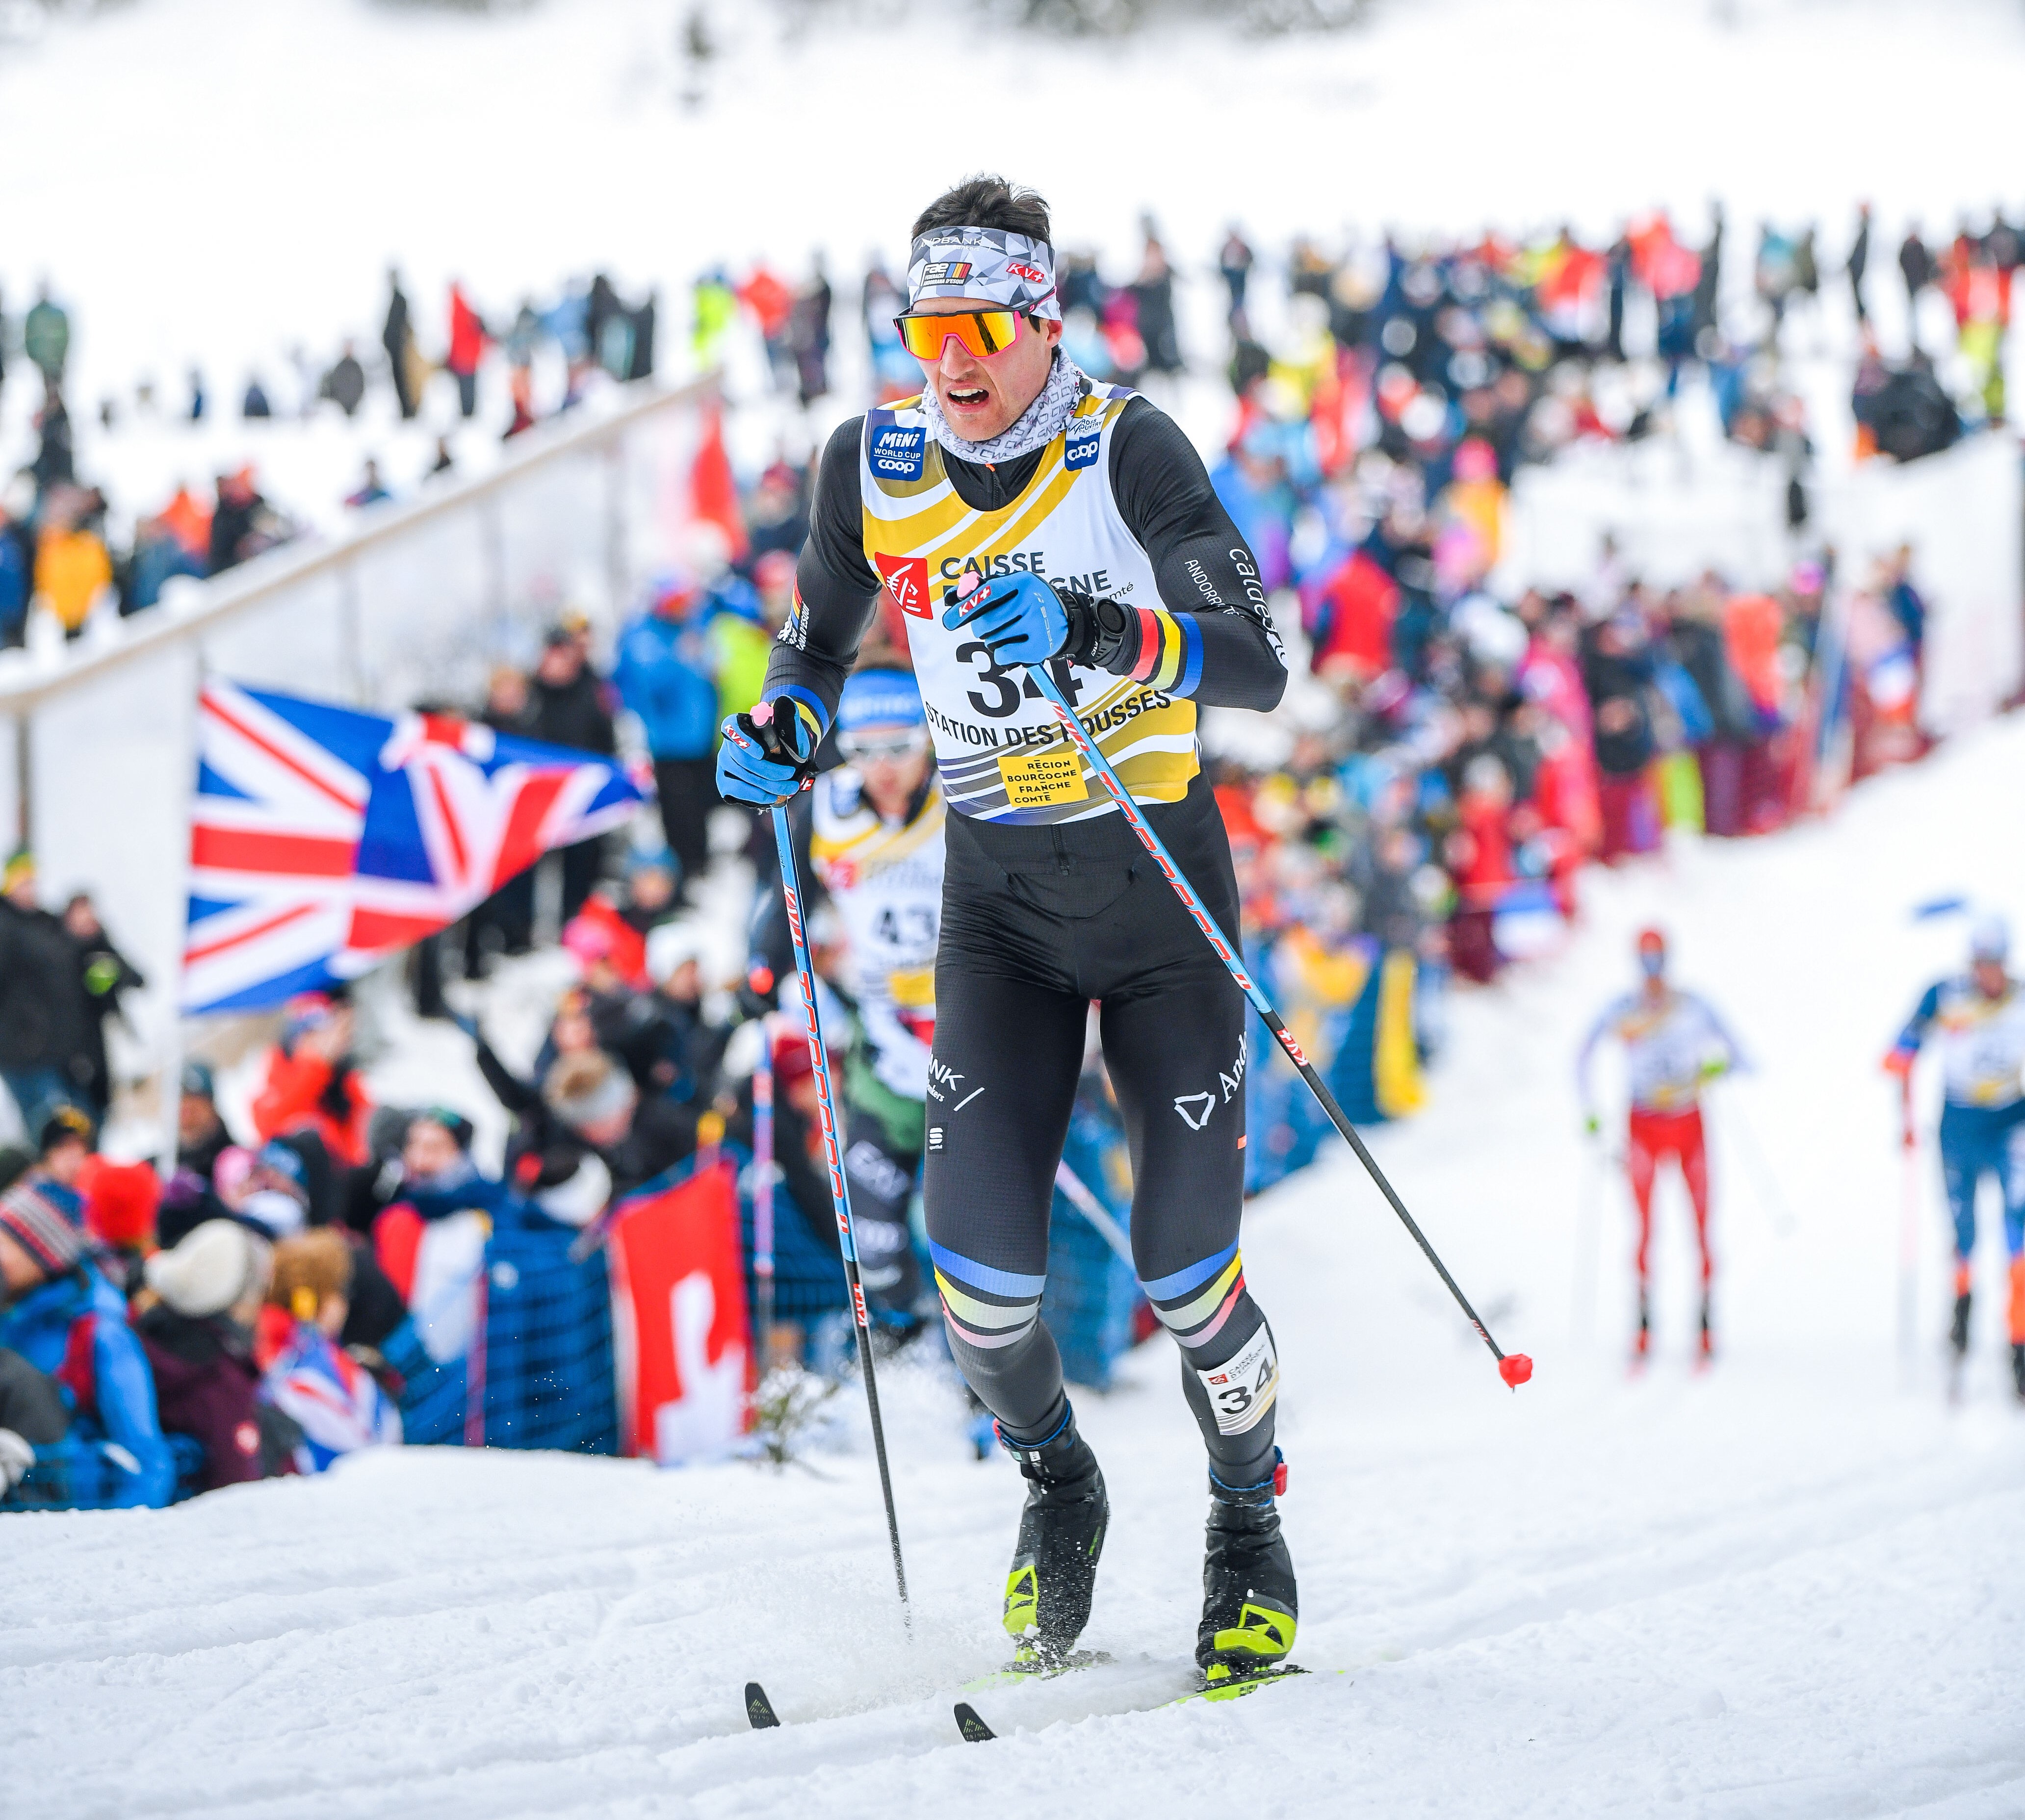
[156,657,204,1179]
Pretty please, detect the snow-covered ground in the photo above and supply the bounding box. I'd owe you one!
[11,716,2025,1818]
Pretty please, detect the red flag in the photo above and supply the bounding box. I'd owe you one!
[689,403,750,563]
[606,1160,753,1462]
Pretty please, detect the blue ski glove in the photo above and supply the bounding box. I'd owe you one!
[940,570,1068,667]
[716,696,821,806]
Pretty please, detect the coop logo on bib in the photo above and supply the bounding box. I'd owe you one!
[1065,426,1103,472]
[874,552,931,618]
[870,424,925,481]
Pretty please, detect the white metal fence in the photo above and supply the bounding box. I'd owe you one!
[0,377,713,1112]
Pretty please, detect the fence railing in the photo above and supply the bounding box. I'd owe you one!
[0,376,714,1132]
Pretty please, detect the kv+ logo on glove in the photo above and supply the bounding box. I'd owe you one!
[715,697,821,807]
[940,571,1068,667]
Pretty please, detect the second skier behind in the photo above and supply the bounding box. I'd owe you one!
[1578,927,1748,1363]
[716,176,1294,1689]
[810,668,944,1345]
[1884,913,2025,1398]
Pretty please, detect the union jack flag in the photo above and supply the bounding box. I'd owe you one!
[183,678,644,1013]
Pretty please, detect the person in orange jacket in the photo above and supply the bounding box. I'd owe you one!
[33,494,112,638]
[250,993,374,1171]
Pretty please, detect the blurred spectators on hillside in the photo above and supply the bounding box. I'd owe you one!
[5,194,2010,672]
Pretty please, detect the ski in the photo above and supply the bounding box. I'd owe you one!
[743,1651,1110,1738]
[959,1648,1112,1693]
[1168,1663,1310,1708]
[953,1662,1320,1740]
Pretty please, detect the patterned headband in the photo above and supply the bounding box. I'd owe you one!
[906,226,1060,320]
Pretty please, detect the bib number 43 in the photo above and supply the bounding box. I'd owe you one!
[1196,1323,1279,1436]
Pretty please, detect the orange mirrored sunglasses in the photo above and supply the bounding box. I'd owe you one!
[893,308,1026,360]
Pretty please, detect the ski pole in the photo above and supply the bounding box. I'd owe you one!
[1724,1095,1798,1238]
[1054,1157,1135,1268]
[772,806,912,1622]
[1572,1128,1602,1351]
[1027,663,1532,1388]
[753,1010,777,1371]
[1897,1077,1919,1366]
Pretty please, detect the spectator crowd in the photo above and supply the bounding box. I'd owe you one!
[0,193,1996,1508]
[0,265,664,647]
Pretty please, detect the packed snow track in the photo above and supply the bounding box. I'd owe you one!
[10,721,2025,1817]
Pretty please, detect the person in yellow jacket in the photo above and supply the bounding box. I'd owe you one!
[34,504,112,639]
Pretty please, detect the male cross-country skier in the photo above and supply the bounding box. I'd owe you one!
[1884,913,2025,1399]
[716,175,1295,1691]
[808,668,944,1344]
[1578,928,1747,1363]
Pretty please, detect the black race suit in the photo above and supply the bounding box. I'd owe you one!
[765,395,1288,1486]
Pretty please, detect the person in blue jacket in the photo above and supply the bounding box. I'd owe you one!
[614,569,723,901]
[0,1172,177,1509]
[1884,913,2025,1398]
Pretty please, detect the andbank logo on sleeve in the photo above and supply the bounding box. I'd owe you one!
[1064,424,1103,472]
[870,422,926,481]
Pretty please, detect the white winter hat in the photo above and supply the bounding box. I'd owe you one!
[535,1153,612,1229]
[646,918,711,986]
[144,1219,272,1319]
[1971,913,2011,964]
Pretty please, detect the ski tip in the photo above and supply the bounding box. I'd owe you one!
[1499,1352,1534,1388]
[953,1701,997,1743]
[744,1682,781,1729]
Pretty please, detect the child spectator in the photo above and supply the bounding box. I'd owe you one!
[135,1220,286,1492]
[78,1155,160,1293]
[260,1230,402,1474]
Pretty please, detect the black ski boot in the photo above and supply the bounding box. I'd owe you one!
[1949,1291,1972,1357]
[1197,1450,1298,1689]
[998,1405,1108,1670]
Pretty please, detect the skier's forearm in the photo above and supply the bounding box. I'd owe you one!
[1106,399,1288,712]
[1889,984,1943,1062]
[1155,565,1290,711]
[767,416,883,730]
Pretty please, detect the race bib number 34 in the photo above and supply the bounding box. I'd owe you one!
[997,747,1089,809]
[1197,1324,1279,1436]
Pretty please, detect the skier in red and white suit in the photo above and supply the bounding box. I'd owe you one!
[1578,928,1749,1359]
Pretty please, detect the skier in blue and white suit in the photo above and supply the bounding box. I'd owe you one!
[1885,913,2025,1395]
